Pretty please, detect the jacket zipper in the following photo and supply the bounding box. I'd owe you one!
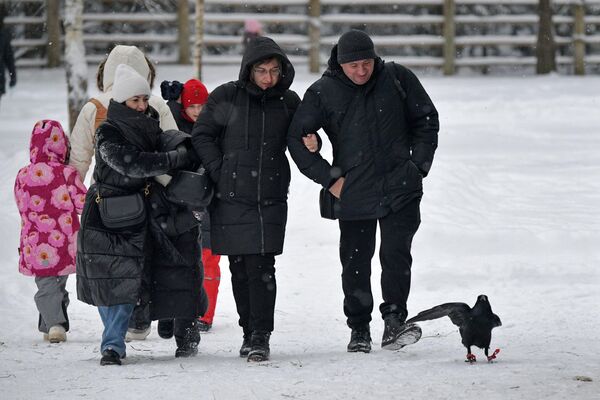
[257,95,266,254]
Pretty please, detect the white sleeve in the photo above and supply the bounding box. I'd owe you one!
[150,96,178,131]
[68,102,97,180]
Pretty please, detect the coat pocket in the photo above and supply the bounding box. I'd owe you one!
[218,153,238,200]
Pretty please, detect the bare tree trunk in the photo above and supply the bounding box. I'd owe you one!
[63,0,89,131]
[177,0,191,64]
[193,0,205,80]
[46,0,61,67]
[536,0,556,74]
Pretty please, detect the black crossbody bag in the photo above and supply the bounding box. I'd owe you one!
[97,184,148,229]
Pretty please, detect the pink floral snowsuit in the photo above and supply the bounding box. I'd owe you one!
[14,120,87,277]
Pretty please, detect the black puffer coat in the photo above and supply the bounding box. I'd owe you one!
[287,46,439,220]
[77,101,205,320]
[191,37,300,255]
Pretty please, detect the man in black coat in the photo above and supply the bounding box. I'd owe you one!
[287,30,439,353]
[0,5,17,108]
[191,36,302,362]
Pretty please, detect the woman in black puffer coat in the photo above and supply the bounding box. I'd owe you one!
[191,37,300,362]
[77,64,204,365]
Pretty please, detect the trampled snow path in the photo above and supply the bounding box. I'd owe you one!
[0,66,598,399]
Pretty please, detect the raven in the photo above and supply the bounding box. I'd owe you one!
[406,295,502,362]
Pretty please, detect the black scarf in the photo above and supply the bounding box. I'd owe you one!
[105,99,161,152]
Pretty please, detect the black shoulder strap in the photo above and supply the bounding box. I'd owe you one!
[385,62,407,100]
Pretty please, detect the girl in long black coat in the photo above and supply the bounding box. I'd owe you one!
[191,37,300,362]
[77,64,202,365]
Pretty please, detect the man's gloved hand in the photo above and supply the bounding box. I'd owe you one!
[9,74,16,88]
[166,144,189,170]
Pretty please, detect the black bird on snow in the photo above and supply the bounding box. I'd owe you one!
[406,294,502,362]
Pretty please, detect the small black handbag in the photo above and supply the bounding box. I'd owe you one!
[165,168,214,209]
[98,191,146,229]
[319,188,338,220]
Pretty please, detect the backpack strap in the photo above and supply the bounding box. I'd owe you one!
[384,62,407,100]
[89,98,107,131]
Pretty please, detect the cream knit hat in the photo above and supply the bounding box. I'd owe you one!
[112,64,151,103]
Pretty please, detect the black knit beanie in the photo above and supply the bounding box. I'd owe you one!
[337,30,377,64]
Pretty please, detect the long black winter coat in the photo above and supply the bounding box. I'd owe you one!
[191,37,300,255]
[0,27,16,96]
[287,47,439,220]
[77,101,206,320]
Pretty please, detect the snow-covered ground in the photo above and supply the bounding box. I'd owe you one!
[0,65,598,400]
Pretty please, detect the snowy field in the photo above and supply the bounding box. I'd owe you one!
[0,64,598,400]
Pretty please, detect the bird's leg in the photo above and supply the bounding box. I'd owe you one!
[486,348,500,362]
[465,347,477,363]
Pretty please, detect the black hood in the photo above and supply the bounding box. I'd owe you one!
[238,36,295,96]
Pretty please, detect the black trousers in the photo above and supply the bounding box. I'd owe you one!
[338,198,421,330]
[229,253,276,334]
[128,303,150,330]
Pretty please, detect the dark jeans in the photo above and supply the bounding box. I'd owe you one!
[338,198,421,330]
[229,254,276,334]
[98,304,135,357]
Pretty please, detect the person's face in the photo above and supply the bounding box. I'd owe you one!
[251,59,281,90]
[340,58,375,86]
[125,95,149,112]
[184,104,204,122]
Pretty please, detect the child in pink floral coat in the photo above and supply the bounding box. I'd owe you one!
[14,120,87,343]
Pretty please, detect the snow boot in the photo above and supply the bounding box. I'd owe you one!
[175,322,200,358]
[197,320,212,332]
[158,319,174,339]
[381,315,422,351]
[100,349,121,366]
[125,326,151,342]
[48,325,67,343]
[347,327,371,353]
[239,334,252,357]
[247,331,270,362]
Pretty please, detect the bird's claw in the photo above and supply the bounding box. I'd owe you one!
[465,353,477,363]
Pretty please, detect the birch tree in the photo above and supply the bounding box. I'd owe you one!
[63,0,88,131]
[194,0,205,80]
[536,0,556,74]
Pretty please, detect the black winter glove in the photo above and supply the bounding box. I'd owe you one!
[160,80,183,101]
[9,74,16,87]
[166,144,189,170]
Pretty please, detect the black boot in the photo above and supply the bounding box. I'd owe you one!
[175,320,200,358]
[347,326,372,353]
[100,349,121,366]
[381,314,422,350]
[247,331,270,362]
[197,320,212,332]
[239,333,252,357]
[158,319,174,339]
